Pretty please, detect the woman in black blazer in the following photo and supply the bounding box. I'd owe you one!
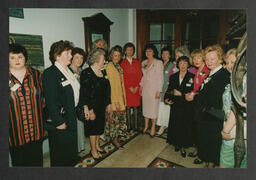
[194,45,230,168]
[164,56,195,158]
[43,40,80,167]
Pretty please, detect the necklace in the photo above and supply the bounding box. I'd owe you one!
[91,66,103,77]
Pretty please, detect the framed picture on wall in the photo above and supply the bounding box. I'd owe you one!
[9,33,45,72]
[9,8,24,19]
[82,13,113,55]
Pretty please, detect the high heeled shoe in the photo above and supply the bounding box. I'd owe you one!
[194,158,203,164]
[188,151,198,158]
[149,134,155,138]
[142,128,148,134]
[180,149,186,158]
[89,151,101,161]
[174,146,180,152]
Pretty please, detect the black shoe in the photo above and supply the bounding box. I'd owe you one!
[188,152,198,158]
[89,151,101,161]
[194,158,203,164]
[149,134,155,138]
[174,146,180,152]
[180,150,186,158]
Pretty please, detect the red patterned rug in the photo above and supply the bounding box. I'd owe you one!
[148,157,184,168]
[75,130,140,167]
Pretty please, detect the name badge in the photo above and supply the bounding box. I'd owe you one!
[11,83,21,91]
[61,80,70,87]
[186,83,192,87]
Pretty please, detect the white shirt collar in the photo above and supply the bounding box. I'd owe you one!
[209,65,222,76]
[127,57,133,64]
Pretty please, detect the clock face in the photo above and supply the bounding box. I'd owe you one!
[231,32,247,109]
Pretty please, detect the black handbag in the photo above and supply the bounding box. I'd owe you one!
[76,105,85,122]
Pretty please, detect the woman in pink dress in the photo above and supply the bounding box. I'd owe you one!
[140,44,164,137]
[120,42,142,131]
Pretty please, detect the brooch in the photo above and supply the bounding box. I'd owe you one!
[203,76,211,84]
[199,72,206,77]
[9,80,14,88]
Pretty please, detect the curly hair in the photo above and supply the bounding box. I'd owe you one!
[176,56,190,68]
[9,43,28,63]
[71,47,86,64]
[204,44,224,63]
[87,48,105,66]
[92,38,108,52]
[49,40,74,64]
[108,45,123,61]
[143,43,159,60]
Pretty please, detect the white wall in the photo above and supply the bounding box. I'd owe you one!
[9,8,133,68]
[9,8,136,158]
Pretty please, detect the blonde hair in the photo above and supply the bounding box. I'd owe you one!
[175,45,191,64]
[204,44,224,63]
[190,49,204,66]
[225,48,237,63]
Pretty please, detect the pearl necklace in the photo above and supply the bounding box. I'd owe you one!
[91,66,103,77]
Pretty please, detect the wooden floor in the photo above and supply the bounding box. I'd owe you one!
[43,132,206,168]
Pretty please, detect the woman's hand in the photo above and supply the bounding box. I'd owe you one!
[165,99,174,105]
[89,109,96,120]
[84,105,90,120]
[115,102,120,111]
[133,86,139,94]
[56,122,66,130]
[129,87,135,94]
[155,91,161,99]
[174,89,182,96]
[221,130,232,140]
[106,104,112,113]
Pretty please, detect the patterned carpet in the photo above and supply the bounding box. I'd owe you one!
[148,157,184,168]
[75,129,184,168]
[75,130,140,167]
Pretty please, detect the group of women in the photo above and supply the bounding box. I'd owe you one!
[9,38,246,168]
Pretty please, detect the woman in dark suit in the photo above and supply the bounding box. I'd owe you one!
[43,40,80,167]
[78,48,111,160]
[164,56,194,158]
[195,45,230,168]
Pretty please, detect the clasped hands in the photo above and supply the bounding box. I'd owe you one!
[129,86,139,94]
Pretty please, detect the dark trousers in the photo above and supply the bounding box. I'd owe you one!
[48,129,78,167]
[9,141,43,167]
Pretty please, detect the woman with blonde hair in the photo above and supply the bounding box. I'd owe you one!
[104,45,127,148]
[195,44,230,168]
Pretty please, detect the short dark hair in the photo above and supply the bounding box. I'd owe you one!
[49,40,74,64]
[9,43,28,62]
[176,56,190,68]
[143,43,159,60]
[71,47,86,64]
[123,42,135,56]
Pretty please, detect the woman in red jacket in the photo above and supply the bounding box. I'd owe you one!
[120,42,142,131]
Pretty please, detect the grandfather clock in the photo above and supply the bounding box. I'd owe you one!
[82,13,113,56]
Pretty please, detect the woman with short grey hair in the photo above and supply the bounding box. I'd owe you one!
[78,48,111,160]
